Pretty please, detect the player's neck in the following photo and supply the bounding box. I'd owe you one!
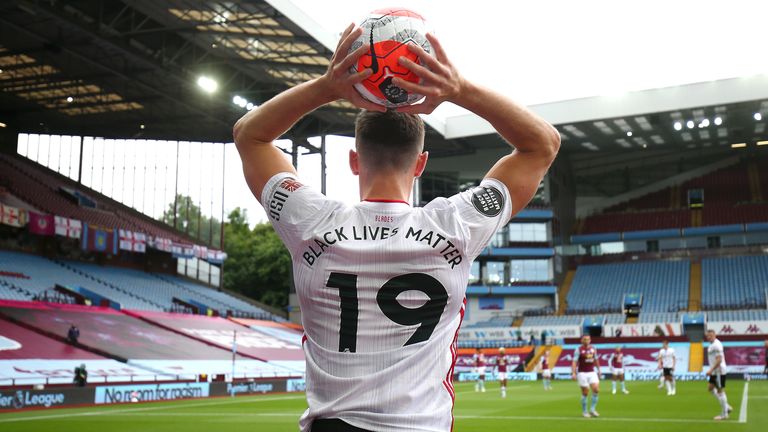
[358,172,413,203]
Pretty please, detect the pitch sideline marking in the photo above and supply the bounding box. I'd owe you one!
[456,415,726,424]
[0,394,306,423]
[738,381,748,423]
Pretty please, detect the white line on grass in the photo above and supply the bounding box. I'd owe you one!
[738,381,749,423]
[0,394,306,423]
[455,415,725,424]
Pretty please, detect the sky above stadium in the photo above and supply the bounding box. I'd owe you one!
[285,0,768,119]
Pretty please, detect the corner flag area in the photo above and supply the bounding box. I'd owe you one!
[1,380,764,431]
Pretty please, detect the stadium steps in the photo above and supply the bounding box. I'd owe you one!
[512,316,524,327]
[525,346,546,372]
[625,316,638,324]
[556,270,576,315]
[747,162,763,202]
[690,209,702,227]
[688,261,702,311]
[689,342,704,372]
[670,184,681,208]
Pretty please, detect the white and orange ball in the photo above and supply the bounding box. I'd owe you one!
[348,8,434,108]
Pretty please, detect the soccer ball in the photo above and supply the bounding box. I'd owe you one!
[348,8,434,108]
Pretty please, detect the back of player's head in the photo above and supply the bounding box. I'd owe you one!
[355,110,425,173]
[662,339,669,346]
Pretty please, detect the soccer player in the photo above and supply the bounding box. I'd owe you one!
[764,339,768,375]
[497,347,509,398]
[540,348,553,390]
[474,348,487,393]
[657,340,676,395]
[572,335,601,418]
[706,330,732,420]
[609,346,629,394]
[233,24,560,432]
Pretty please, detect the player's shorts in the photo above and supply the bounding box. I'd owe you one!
[663,367,673,377]
[611,368,624,376]
[577,371,599,387]
[542,369,551,378]
[476,366,486,375]
[498,371,507,380]
[709,373,726,389]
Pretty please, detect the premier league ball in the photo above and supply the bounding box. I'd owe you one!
[349,8,434,108]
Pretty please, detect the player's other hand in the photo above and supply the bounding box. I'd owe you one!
[392,33,465,115]
[318,23,386,112]
[571,372,577,381]
[705,370,712,376]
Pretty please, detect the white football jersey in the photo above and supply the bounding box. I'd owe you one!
[707,339,727,375]
[658,347,675,368]
[261,172,512,432]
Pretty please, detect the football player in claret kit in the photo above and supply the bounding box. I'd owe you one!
[540,348,552,390]
[609,346,629,394]
[572,335,601,418]
[496,347,510,398]
[474,348,487,393]
[706,330,733,420]
[232,23,561,432]
[657,340,676,395]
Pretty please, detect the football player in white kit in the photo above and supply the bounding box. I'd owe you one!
[657,340,676,395]
[705,330,732,420]
[233,24,560,432]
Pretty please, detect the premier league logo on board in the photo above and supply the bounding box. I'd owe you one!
[471,186,503,217]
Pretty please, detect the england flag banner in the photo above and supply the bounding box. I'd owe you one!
[0,203,25,227]
[54,216,82,239]
[149,236,172,252]
[119,230,147,253]
[171,243,194,259]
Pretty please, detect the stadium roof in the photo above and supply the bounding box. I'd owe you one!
[1,0,767,159]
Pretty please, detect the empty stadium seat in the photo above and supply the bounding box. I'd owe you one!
[701,255,768,310]
[566,260,690,313]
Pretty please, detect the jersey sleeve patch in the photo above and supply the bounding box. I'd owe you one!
[279,178,304,192]
[470,185,504,217]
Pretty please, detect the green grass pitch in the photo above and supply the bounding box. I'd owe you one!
[1,380,765,431]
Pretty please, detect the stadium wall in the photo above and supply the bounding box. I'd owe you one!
[465,295,552,324]
[0,377,301,412]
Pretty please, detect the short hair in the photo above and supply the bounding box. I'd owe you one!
[354,110,425,172]
[706,329,716,334]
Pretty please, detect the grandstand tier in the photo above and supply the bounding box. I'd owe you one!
[701,255,768,309]
[0,301,295,377]
[566,260,690,313]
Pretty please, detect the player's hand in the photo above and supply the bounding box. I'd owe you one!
[706,369,712,376]
[571,372,577,381]
[392,33,465,115]
[318,23,386,112]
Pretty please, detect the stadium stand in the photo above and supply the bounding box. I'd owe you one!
[0,153,189,242]
[0,249,276,318]
[154,273,280,320]
[522,315,585,327]
[566,260,690,313]
[701,255,768,309]
[0,250,162,310]
[705,309,768,321]
[579,158,768,233]
[0,301,293,377]
[638,312,680,323]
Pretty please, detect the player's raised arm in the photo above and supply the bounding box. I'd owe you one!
[394,33,561,217]
[233,24,385,201]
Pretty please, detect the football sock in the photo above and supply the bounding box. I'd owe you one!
[591,394,599,411]
[581,395,588,413]
[621,382,626,391]
[612,381,617,392]
[718,393,729,416]
[665,381,672,392]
